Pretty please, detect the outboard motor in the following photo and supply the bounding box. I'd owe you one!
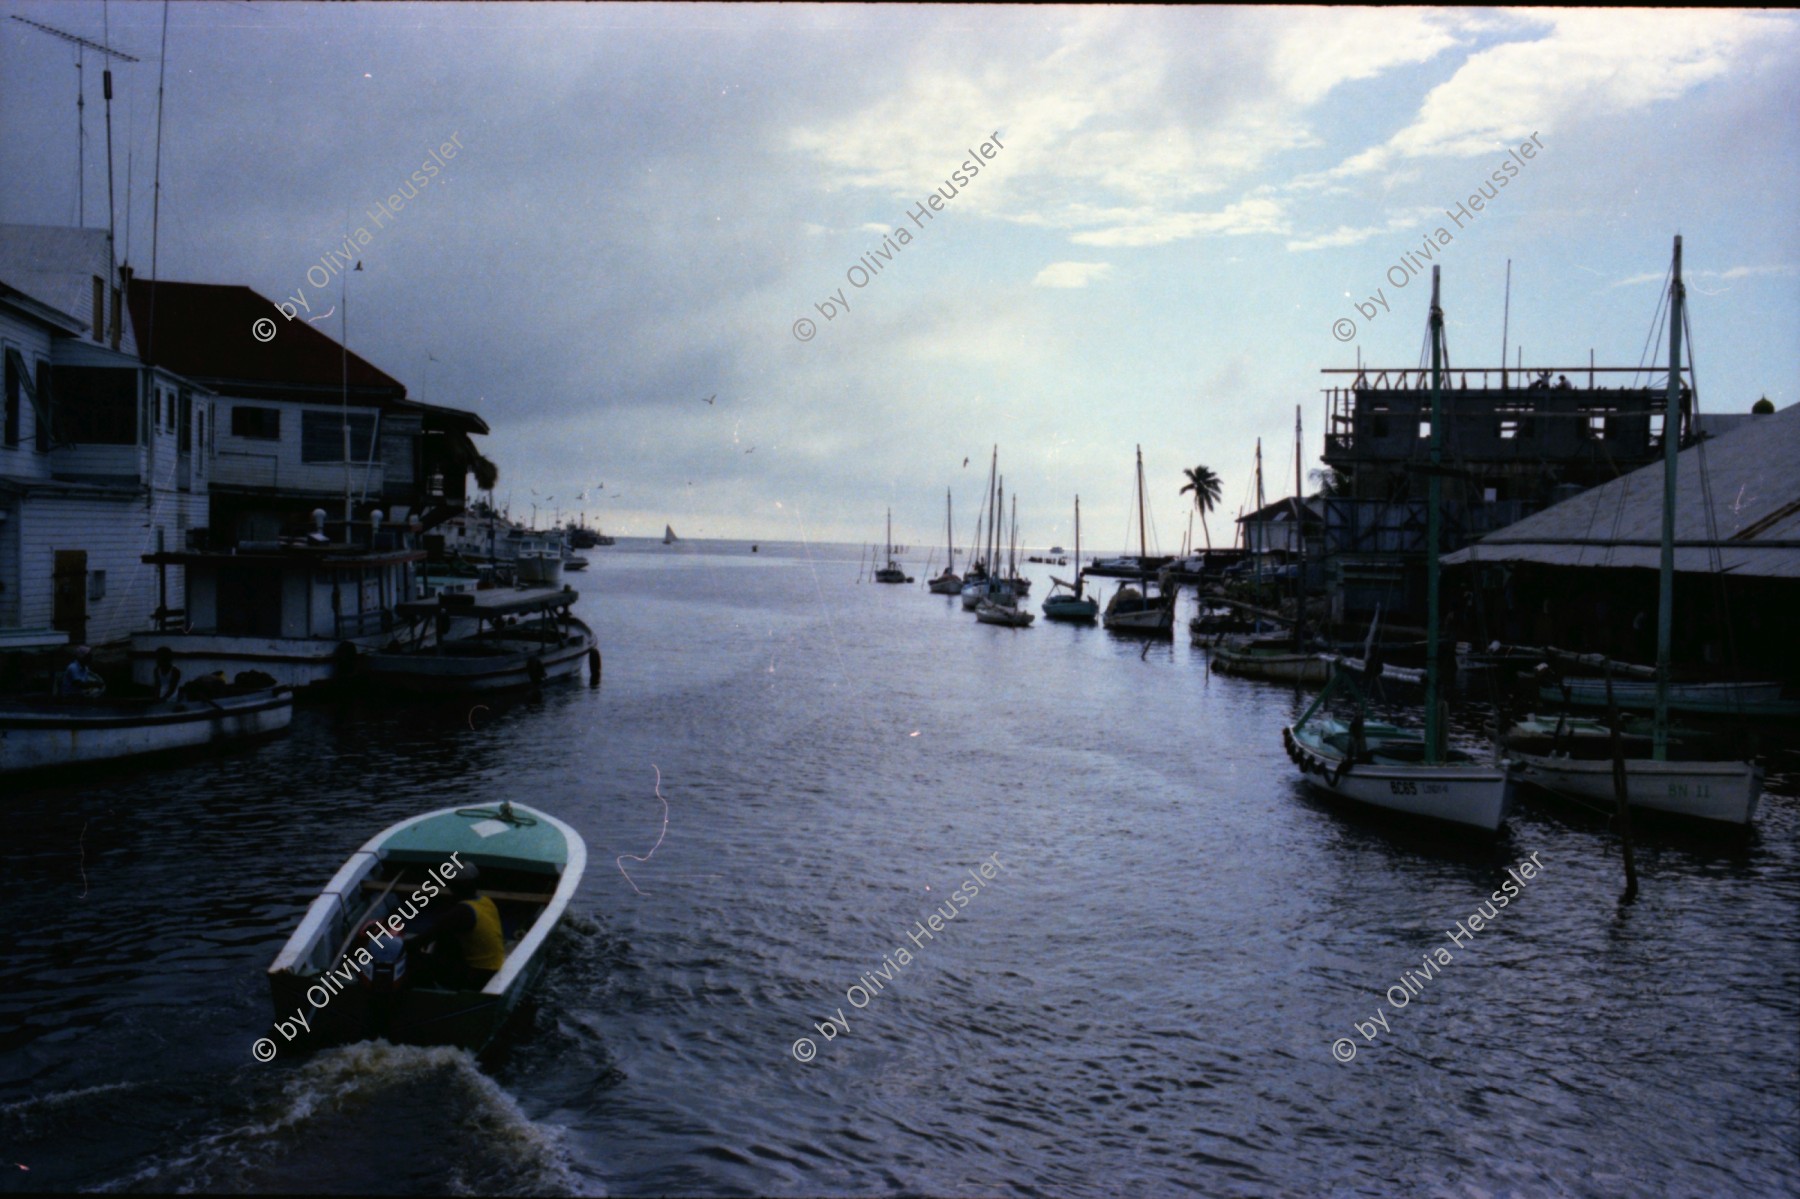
[357,920,408,993]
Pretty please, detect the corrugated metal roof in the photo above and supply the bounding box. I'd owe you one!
[1444,403,1800,578]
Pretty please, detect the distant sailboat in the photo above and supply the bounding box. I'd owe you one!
[928,490,962,594]
[663,525,678,545]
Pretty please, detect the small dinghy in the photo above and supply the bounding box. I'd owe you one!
[0,685,292,775]
[267,801,586,1053]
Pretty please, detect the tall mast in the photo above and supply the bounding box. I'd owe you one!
[995,477,1004,576]
[1075,495,1082,597]
[946,488,954,571]
[1655,236,1684,761]
[1135,445,1148,560]
[1426,265,1445,764]
[1294,405,1306,649]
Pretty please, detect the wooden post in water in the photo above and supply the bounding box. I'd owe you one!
[1604,669,1640,903]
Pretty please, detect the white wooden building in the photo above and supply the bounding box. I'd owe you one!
[0,225,211,653]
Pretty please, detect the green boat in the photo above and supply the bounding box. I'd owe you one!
[267,802,586,1054]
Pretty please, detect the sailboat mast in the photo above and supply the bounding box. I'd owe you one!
[1426,266,1445,764]
[886,507,893,563]
[946,489,954,571]
[1294,405,1305,648]
[1135,445,1148,560]
[1655,236,1684,761]
[1075,495,1082,597]
[995,477,1004,575]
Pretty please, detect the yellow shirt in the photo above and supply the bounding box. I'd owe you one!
[457,896,506,971]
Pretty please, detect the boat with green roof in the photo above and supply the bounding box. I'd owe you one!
[267,801,586,1053]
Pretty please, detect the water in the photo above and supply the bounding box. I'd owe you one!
[3,538,1797,1196]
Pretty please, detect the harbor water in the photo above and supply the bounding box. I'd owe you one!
[3,539,1797,1195]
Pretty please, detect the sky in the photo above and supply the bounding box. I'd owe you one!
[2,4,1796,550]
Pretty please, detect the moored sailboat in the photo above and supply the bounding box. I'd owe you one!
[1283,267,1514,833]
[928,489,963,593]
[1102,446,1176,637]
[1502,238,1763,826]
[1043,495,1099,622]
[874,509,909,584]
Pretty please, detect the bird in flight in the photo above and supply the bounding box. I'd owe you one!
[702,394,716,405]
[963,457,969,467]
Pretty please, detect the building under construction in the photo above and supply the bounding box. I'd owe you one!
[1314,359,1755,628]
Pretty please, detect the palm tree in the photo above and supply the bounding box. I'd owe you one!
[1179,465,1222,550]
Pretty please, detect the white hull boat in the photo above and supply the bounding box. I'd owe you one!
[1285,720,1515,832]
[0,688,294,774]
[268,802,585,1052]
[1512,752,1762,825]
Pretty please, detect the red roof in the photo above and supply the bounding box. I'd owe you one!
[129,278,405,398]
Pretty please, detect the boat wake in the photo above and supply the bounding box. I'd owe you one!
[99,1043,592,1196]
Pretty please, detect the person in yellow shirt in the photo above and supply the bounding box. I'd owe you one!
[405,864,505,988]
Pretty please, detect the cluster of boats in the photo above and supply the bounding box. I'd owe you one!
[910,447,1179,634]
[1,510,599,778]
[1274,248,1768,834]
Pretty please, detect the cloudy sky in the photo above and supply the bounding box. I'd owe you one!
[3,4,1795,549]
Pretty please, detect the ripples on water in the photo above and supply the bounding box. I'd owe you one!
[2,539,1796,1196]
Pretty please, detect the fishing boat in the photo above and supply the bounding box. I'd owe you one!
[267,801,586,1052]
[0,684,293,774]
[663,525,678,545]
[1102,447,1176,637]
[874,509,909,584]
[1502,239,1763,826]
[1042,495,1098,622]
[928,490,963,594]
[1283,267,1514,834]
[367,586,599,693]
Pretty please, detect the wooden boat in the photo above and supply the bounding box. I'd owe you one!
[663,525,678,545]
[1043,496,1098,622]
[0,685,293,774]
[1502,715,1761,822]
[975,597,1034,627]
[1102,448,1175,638]
[369,586,598,693]
[1212,636,1331,684]
[1508,239,1764,826]
[132,513,426,691]
[928,489,963,594]
[268,801,585,1052]
[874,508,909,583]
[1283,268,1513,834]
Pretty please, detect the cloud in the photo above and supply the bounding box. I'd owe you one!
[1033,261,1112,288]
[1322,10,1794,179]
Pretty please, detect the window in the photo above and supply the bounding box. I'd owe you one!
[92,276,104,342]
[34,360,51,450]
[88,569,107,602]
[1418,419,1432,439]
[3,348,17,446]
[301,409,378,463]
[231,405,281,440]
[1586,412,1609,440]
[163,389,175,432]
[52,365,138,444]
[179,391,192,452]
